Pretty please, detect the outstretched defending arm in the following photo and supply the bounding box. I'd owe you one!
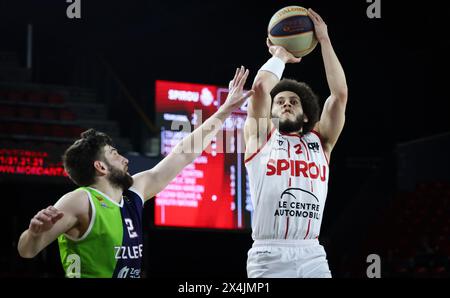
[132,67,255,201]
[309,8,348,159]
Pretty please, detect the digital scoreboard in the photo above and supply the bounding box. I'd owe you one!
[154,80,253,230]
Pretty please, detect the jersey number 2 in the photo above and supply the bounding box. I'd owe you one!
[125,218,138,238]
[67,254,81,278]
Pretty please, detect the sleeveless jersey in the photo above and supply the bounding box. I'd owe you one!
[58,186,144,278]
[245,128,330,241]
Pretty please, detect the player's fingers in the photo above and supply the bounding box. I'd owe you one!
[237,68,249,88]
[236,70,247,89]
[229,70,238,90]
[36,212,52,223]
[310,9,323,23]
[48,206,59,213]
[52,212,64,223]
[42,209,57,219]
[241,69,250,87]
[30,218,43,230]
[44,206,59,218]
[234,67,241,82]
[308,9,319,21]
[229,77,235,89]
[44,207,58,217]
[315,12,324,23]
[268,42,280,55]
[232,67,239,84]
[30,218,43,226]
[235,66,245,87]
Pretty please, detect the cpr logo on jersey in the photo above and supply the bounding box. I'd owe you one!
[308,142,320,153]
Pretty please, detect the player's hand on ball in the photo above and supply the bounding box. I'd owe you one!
[308,8,329,43]
[222,66,255,112]
[266,38,302,64]
[29,206,64,236]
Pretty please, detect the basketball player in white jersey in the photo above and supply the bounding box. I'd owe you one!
[244,8,347,278]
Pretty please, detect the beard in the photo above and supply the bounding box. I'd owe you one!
[274,112,305,134]
[105,162,133,191]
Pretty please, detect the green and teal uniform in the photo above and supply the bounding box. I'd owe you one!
[58,186,144,278]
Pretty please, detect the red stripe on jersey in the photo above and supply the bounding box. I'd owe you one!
[284,217,289,239]
[287,139,292,185]
[284,138,292,241]
[300,139,310,160]
[244,126,276,163]
[303,219,311,239]
[287,139,291,158]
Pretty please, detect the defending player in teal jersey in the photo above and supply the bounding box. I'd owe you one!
[17,67,255,278]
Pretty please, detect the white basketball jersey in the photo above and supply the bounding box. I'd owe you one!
[245,127,330,240]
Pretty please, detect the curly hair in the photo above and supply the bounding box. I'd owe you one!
[270,79,321,135]
[62,129,113,186]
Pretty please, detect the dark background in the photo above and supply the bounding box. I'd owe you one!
[1,0,449,278]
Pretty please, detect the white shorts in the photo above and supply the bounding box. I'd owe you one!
[247,239,332,278]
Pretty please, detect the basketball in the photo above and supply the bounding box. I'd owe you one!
[268,6,318,58]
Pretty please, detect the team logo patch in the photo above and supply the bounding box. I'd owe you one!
[275,138,288,152]
[308,142,320,152]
